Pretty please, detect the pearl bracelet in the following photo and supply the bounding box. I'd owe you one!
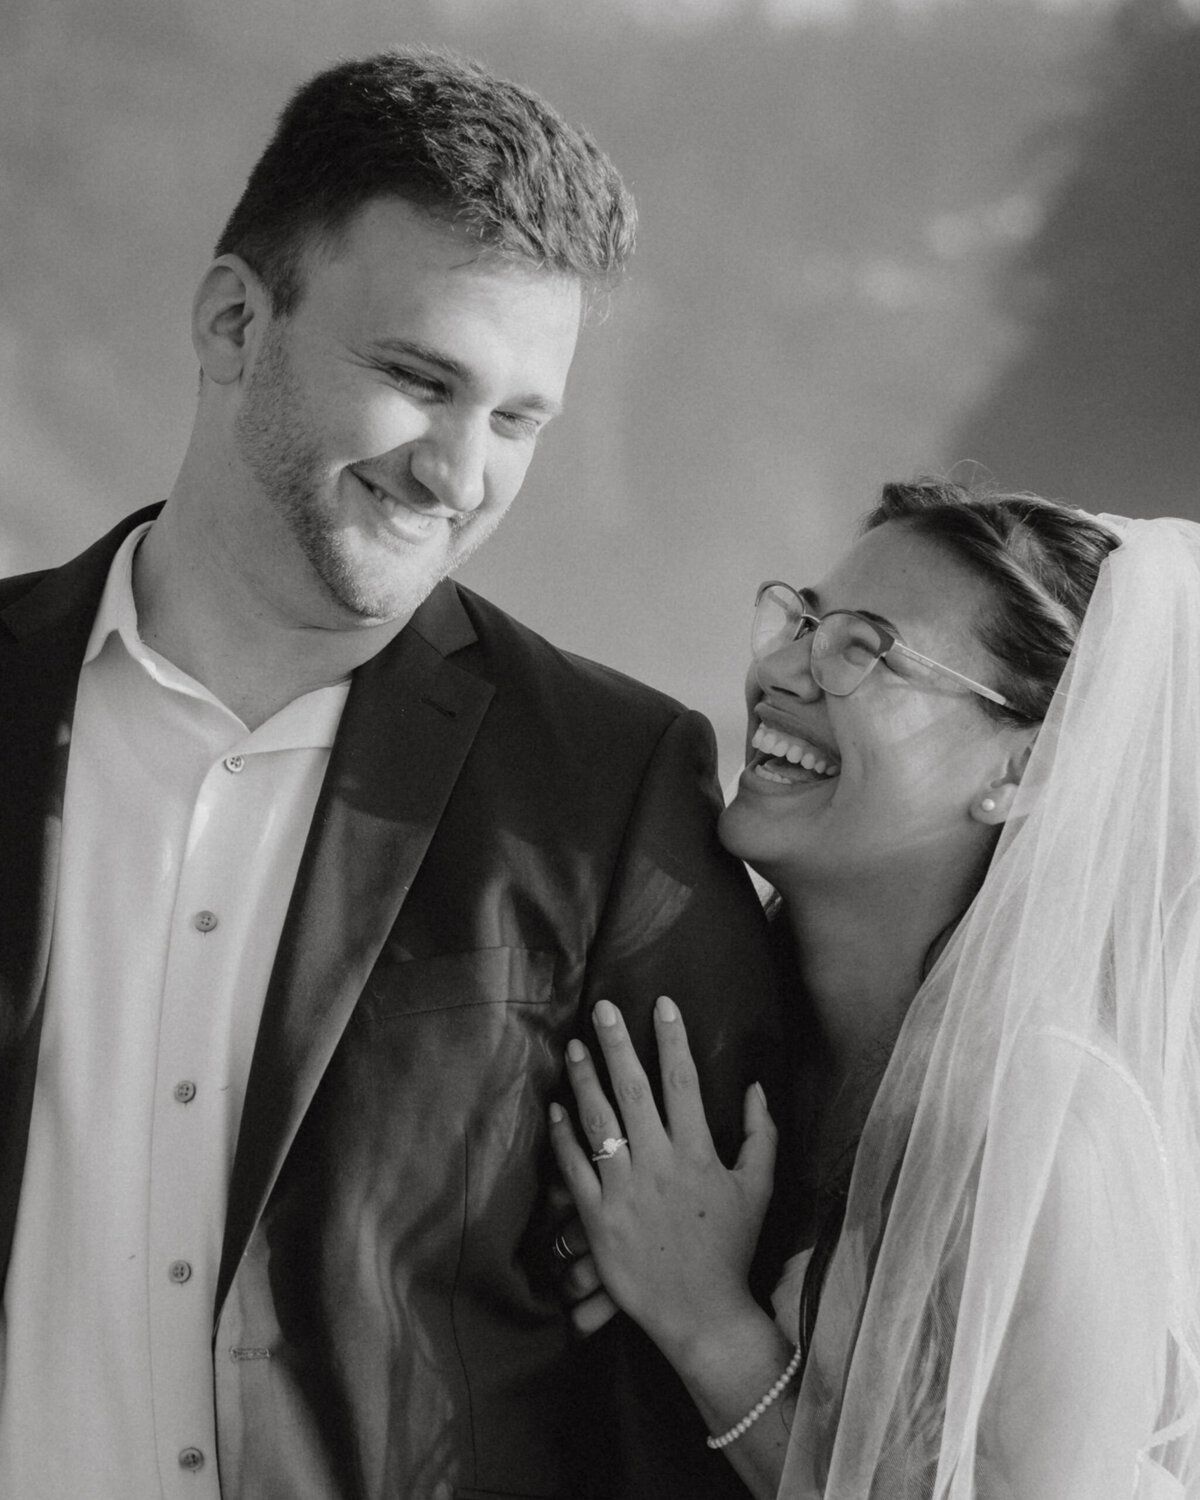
[705,1343,804,1450]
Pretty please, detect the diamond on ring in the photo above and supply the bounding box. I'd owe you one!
[590,1135,629,1162]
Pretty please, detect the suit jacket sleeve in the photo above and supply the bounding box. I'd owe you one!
[573,706,788,1500]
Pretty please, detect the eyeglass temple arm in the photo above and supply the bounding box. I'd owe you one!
[889,641,1009,707]
[756,585,1009,707]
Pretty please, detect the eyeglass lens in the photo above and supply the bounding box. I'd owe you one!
[752,587,884,696]
[751,584,809,659]
[811,615,885,695]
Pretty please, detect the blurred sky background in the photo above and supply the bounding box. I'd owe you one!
[4,0,1199,776]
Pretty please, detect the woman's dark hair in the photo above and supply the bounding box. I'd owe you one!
[214,47,636,318]
[862,479,1121,728]
[795,477,1121,1371]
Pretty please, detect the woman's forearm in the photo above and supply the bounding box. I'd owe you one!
[661,1301,799,1500]
[549,998,791,1494]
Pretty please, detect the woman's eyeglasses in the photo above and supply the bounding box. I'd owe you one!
[752,580,1009,706]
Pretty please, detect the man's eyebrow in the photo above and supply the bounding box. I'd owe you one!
[372,336,467,382]
[369,337,564,418]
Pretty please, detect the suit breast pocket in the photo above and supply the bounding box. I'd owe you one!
[364,945,557,1018]
[335,948,563,1166]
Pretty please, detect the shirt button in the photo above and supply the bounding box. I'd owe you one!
[223,754,246,774]
[192,910,218,933]
[168,1259,193,1284]
[178,1447,205,1471]
[173,1080,197,1104]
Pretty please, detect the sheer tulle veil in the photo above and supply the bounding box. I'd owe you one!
[779,516,1200,1498]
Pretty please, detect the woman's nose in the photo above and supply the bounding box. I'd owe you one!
[754,636,823,702]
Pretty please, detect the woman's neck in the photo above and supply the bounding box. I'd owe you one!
[771,853,985,1208]
[777,848,988,1084]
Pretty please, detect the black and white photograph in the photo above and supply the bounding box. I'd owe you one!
[2,1,1199,1495]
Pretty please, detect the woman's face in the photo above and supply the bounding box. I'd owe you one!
[719,522,1034,889]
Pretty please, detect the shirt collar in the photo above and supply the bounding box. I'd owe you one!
[82,518,154,668]
[82,519,348,751]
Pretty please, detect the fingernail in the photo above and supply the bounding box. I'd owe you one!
[567,1039,586,1063]
[594,999,617,1028]
[655,995,678,1023]
[754,1081,768,1107]
[548,1101,564,1123]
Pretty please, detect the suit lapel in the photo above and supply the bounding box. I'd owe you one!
[0,506,162,1291]
[217,583,494,1311]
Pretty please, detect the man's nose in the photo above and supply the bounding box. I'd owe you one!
[408,414,487,513]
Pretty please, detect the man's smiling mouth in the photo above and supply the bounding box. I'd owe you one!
[352,470,447,536]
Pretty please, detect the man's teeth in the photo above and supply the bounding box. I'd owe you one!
[750,723,840,776]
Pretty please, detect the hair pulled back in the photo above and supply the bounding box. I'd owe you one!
[215,47,637,317]
[863,480,1120,727]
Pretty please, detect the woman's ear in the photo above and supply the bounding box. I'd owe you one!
[970,732,1037,826]
[192,255,267,385]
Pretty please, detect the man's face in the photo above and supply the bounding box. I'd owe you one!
[232,198,582,626]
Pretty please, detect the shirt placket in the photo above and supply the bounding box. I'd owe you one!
[147,751,252,1497]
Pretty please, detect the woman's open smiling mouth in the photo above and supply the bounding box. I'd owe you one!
[749,721,841,782]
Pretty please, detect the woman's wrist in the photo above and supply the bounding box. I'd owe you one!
[655,1291,784,1390]
[662,1303,799,1498]
[707,1342,803,1449]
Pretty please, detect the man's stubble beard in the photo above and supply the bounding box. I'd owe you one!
[233,321,437,624]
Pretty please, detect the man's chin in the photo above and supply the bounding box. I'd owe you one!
[304,531,453,625]
[318,588,424,628]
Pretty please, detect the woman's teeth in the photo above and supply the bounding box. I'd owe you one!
[750,723,840,776]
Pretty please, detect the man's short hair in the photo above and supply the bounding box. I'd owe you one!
[214,47,637,316]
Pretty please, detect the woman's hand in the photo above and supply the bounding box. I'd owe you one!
[549,994,776,1369]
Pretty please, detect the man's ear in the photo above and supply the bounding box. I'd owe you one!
[192,255,268,385]
[970,731,1037,826]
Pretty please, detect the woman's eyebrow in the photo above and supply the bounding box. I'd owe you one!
[805,586,902,637]
[856,607,903,636]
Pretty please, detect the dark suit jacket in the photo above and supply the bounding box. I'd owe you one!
[0,507,787,1499]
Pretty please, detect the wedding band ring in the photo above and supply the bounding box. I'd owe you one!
[551,1229,576,1263]
[590,1135,629,1163]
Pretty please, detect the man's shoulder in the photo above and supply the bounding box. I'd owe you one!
[0,566,53,611]
[0,506,161,637]
[452,582,689,730]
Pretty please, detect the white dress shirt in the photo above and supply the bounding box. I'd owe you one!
[0,521,350,1498]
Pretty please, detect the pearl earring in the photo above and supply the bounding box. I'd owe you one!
[981,797,997,813]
